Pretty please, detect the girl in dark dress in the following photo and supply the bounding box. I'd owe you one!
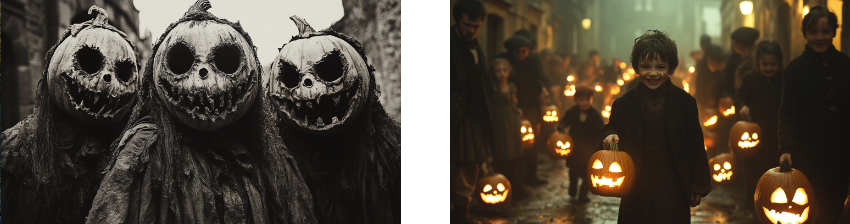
[733,40,783,221]
[599,30,712,223]
[558,85,604,202]
[488,58,528,198]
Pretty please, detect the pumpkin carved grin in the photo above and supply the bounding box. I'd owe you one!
[62,73,134,118]
[272,78,361,128]
[158,74,253,121]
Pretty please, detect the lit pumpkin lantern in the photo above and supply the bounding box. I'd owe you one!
[521,119,535,150]
[729,119,762,158]
[542,105,559,123]
[702,108,719,129]
[564,85,576,97]
[476,168,512,206]
[567,75,575,82]
[709,153,734,183]
[587,142,635,197]
[754,160,813,224]
[547,131,572,159]
[718,96,735,117]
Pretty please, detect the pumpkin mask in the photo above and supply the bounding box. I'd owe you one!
[587,142,635,197]
[47,6,139,124]
[267,16,374,134]
[755,160,813,224]
[151,1,259,131]
[709,153,734,183]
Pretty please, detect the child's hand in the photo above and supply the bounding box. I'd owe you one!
[780,153,792,166]
[602,134,619,150]
[739,106,750,118]
[690,193,702,207]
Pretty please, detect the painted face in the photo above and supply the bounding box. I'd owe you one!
[576,97,592,111]
[804,17,835,54]
[637,56,670,89]
[758,55,780,78]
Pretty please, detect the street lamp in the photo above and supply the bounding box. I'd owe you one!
[740,1,753,15]
[582,18,591,30]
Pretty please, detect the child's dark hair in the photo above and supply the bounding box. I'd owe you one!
[574,85,594,98]
[453,0,486,22]
[704,44,727,64]
[802,6,839,34]
[755,40,783,67]
[630,30,679,74]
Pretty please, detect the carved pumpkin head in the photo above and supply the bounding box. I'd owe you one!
[547,131,572,159]
[476,173,512,205]
[266,16,374,134]
[587,142,635,197]
[521,119,535,150]
[709,153,734,183]
[718,96,735,117]
[151,1,260,131]
[702,108,719,129]
[542,105,559,122]
[729,120,762,157]
[47,6,139,124]
[755,161,813,224]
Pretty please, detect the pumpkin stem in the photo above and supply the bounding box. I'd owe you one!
[185,0,212,16]
[746,114,753,122]
[87,6,109,27]
[290,15,318,37]
[609,141,619,152]
[780,159,791,172]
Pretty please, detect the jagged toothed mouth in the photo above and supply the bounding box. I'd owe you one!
[158,77,253,121]
[272,78,361,129]
[63,74,133,118]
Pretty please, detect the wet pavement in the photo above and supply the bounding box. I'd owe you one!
[468,151,761,224]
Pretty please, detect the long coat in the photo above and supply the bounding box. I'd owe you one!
[598,79,712,201]
[450,26,496,164]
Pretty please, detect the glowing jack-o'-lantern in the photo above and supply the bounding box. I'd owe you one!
[709,153,734,183]
[564,85,576,97]
[542,105,559,122]
[521,119,535,150]
[702,108,720,129]
[476,171,512,205]
[547,131,573,159]
[567,75,575,82]
[729,120,762,158]
[755,160,813,224]
[719,97,735,117]
[587,142,635,197]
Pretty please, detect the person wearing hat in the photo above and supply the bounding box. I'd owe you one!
[497,34,552,186]
[450,0,498,223]
[717,27,759,99]
[778,6,850,224]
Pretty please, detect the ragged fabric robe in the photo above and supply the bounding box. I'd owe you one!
[598,79,712,223]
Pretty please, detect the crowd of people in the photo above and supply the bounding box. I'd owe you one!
[452,0,850,223]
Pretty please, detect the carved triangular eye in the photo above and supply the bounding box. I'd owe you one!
[741,132,749,140]
[314,49,344,82]
[771,187,787,203]
[592,159,603,169]
[278,60,300,88]
[609,162,622,172]
[792,188,808,205]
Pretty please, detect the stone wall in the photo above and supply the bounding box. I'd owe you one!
[331,0,401,122]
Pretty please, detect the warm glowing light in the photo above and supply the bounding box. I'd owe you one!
[609,162,622,172]
[763,207,809,224]
[740,1,753,15]
[738,132,760,148]
[582,18,591,30]
[483,184,492,192]
[619,62,627,69]
[605,106,611,111]
[591,175,624,188]
[705,144,708,150]
[543,110,560,122]
[521,127,527,133]
[723,162,731,170]
[723,106,736,116]
[564,85,576,96]
[595,85,603,92]
[567,75,575,82]
[741,132,749,140]
[793,188,808,205]
[610,86,620,95]
[771,188,787,203]
[712,171,733,182]
[803,6,810,18]
[522,134,535,141]
[617,79,624,86]
[480,183,510,204]
[753,133,758,139]
[623,73,632,81]
[555,141,571,156]
[602,110,611,118]
[592,159,603,169]
[683,81,690,93]
[714,164,720,170]
[689,66,695,73]
[704,115,718,126]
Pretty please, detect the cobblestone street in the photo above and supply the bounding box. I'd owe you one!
[466,151,850,224]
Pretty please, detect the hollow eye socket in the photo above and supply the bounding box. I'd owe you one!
[314,50,345,82]
[167,42,193,74]
[214,44,242,74]
[278,60,301,88]
[115,60,135,82]
[76,46,104,74]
